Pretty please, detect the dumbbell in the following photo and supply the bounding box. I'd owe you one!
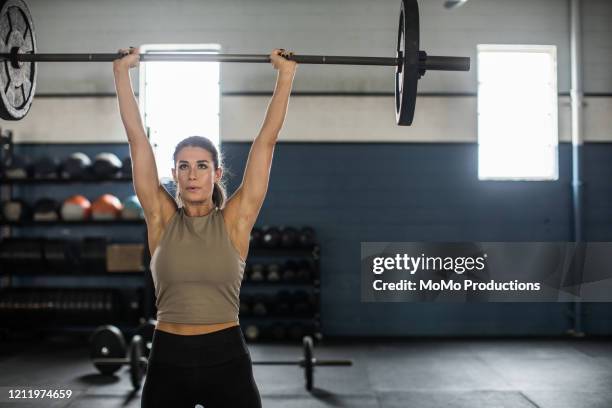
[135,319,156,358]
[251,295,268,316]
[274,290,293,316]
[298,227,316,248]
[282,260,298,282]
[244,324,260,342]
[89,325,147,390]
[249,227,263,249]
[292,290,313,316]
[262,226,280,248]
[250,264,265,282]
[266,263,281,282]
[280,226,298,248]
[295,260,313,282]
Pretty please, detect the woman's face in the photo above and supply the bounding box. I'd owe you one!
[172,146,222,205]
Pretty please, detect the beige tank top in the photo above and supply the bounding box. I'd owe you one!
[150,207,246,324]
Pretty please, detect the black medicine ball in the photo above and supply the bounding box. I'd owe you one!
[3,154,31,179]
[33,156,60,179]
[121,156,132,177]
[33,198,60,221]
[62,152,92,179]
[92,152,122,179]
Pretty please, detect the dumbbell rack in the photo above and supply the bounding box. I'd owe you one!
[240,244,322,342]
[0,133,149,333]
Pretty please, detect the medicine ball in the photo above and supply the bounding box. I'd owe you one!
[2,199,31,221]
[3,154,31,179]
[92,153,122,179]
[33,156,60,179]
[61,195,92,221]
[121,156,132,177]
[91,194,123,220]
[121,195,144,220]
[33,198,60,221]
[61,152,92,179]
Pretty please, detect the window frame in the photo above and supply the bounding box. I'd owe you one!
[477,44,559,181]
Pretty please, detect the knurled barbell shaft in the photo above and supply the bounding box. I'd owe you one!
[92,357,147,364]
[0,52,470,71]
[252,359,352,366]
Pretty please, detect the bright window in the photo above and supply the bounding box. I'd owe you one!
[139,44,220,182]
[477,45,558,180]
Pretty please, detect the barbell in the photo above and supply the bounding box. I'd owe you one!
[0,0,470,125]
[90,323,352,391]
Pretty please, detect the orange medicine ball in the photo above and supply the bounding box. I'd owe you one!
[91,194,123,220]
[60,195,92,221]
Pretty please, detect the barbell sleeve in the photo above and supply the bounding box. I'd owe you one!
[423,55,470,71]
[311,359,353,366]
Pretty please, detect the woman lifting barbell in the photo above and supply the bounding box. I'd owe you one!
[113,46,297,408]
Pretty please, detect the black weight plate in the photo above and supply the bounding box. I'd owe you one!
[129,335,145,390]
[395,0,419,126]
[0,0,36,121]
[89,325,126,375]
[303,336,314,391]
[135,319,156,358]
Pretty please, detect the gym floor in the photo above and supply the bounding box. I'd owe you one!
[1,335,612,407]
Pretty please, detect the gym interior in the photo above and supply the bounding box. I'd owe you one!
[1,0,612,407]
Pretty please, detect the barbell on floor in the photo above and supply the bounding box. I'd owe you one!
[90,323,352,392]
[89,325,148,390]
[0,0,470,125]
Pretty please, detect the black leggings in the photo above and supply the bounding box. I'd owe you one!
[141,325,261,408]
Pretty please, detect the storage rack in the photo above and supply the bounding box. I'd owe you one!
[1,132,321,341]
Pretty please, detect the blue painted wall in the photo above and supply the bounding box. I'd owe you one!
[7,142,612,336]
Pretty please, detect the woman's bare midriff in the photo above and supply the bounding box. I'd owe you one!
[156,320,239,335]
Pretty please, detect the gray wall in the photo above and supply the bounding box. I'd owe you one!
[23,0,611,94]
